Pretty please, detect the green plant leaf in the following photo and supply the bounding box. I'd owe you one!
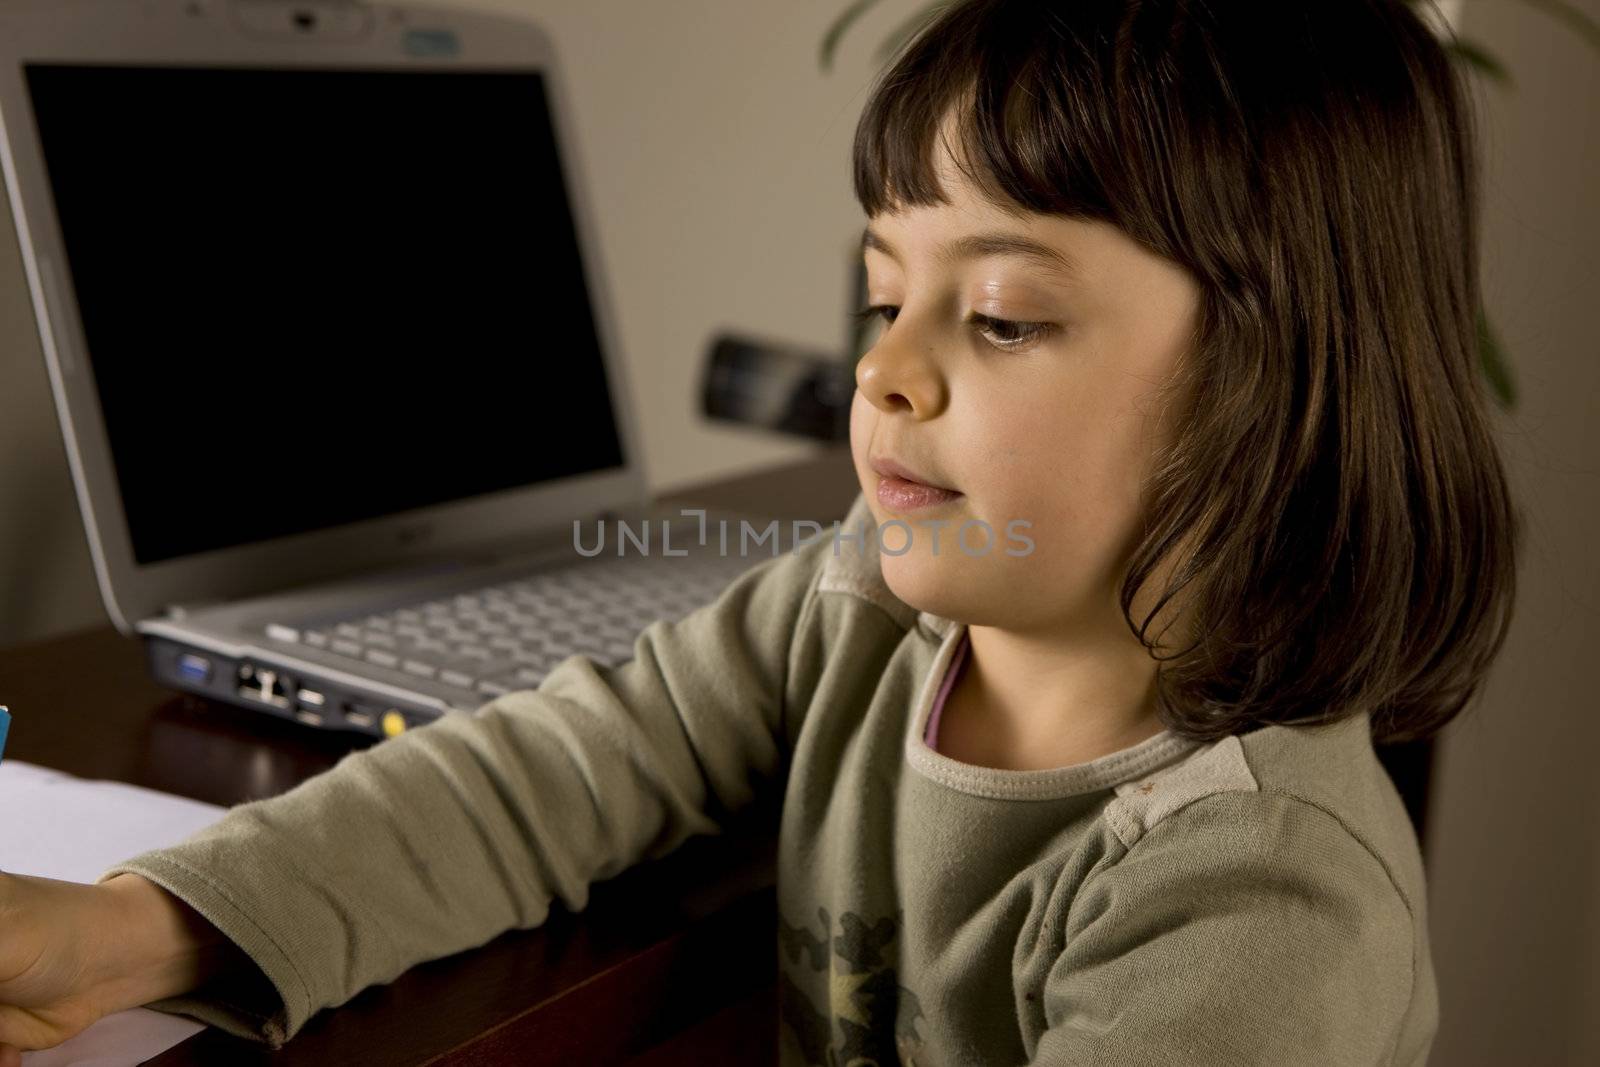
[819,0,889,72]
[1477,307,1518,410]
[1516,0,1600,57]
[1443,37,1514,85]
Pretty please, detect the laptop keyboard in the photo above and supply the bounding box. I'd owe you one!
[261,549,770,701]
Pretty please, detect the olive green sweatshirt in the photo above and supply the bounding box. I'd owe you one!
[96,490,1437,1065]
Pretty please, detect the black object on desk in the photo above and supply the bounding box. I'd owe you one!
[701,333,854,443]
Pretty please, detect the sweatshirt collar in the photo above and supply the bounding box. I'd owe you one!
[903,621,1205,801]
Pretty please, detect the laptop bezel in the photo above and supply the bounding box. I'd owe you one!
[0,0,652,634]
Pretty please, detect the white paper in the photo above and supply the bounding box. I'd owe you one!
[0,760,230,1066]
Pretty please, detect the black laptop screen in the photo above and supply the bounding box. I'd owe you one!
[24,64,628,566]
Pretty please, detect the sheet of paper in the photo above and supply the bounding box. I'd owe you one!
[0,760,230,1066]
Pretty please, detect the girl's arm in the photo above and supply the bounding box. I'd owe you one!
[1029,789,1430,1066]
[79,524,833,1049]
[94,872,273,1015]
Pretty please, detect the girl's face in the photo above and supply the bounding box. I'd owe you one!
[849,139,1202,642]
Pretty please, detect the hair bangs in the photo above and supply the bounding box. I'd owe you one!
[850,0,1133,228]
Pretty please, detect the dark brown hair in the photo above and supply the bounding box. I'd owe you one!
[852,0,1523,744]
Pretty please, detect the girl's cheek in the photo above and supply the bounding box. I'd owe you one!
[848,390,873,455]
[848,390,877,491]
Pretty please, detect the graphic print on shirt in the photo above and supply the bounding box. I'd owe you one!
[778,904,927,1067]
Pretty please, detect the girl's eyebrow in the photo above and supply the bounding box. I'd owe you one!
[860,225,1081,284]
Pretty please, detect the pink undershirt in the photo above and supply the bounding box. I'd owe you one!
[923,630,972,752]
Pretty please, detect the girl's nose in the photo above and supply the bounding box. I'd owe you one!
[855,329,948,420]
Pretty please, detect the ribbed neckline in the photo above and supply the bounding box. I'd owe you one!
[903,620,1205,802]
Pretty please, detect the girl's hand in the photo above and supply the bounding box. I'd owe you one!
[0,869,242,1066]
[0,870,133,1063]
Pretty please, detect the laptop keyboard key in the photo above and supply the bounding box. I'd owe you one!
[263,546,769,697]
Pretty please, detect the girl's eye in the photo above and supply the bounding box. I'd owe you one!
[968,312,1051,351]
[849,304,1052,352]
[851,303,899,328]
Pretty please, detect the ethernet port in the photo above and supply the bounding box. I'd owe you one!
[236,663,291,709]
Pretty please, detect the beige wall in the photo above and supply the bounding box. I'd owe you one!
[0,0,930,646]
[1426,0,1600,1063]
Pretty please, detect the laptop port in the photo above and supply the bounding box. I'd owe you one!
[341,700,377,729]
[296,687,326,708]
[295,709,325,726]
[237,663,291,709]
[177,653,212,684]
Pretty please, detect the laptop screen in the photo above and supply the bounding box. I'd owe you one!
[23,63,628,567]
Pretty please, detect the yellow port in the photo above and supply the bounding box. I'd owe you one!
[381,709,407,737]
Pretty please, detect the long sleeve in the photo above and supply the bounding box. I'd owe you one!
[1028,789,1426,1067]
[94,528,834,1048]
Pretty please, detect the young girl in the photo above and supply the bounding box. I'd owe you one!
[0,0,1520,1063]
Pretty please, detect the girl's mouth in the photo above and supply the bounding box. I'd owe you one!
[875,474,963,511]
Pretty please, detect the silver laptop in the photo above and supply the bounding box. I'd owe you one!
[0,0,791,739]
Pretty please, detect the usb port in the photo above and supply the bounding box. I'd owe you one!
[342,701,376,728]
[297,688,326,708]
[177,653,212,683]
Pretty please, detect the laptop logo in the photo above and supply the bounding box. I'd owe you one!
[403,28,460,57]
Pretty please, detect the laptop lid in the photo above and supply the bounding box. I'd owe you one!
[0,0,651,635]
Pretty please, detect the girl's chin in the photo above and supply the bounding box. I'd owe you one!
[878,564,986,629]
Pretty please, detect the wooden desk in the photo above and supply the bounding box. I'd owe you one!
[0,441,1434,1062]
[0,445,861,1066]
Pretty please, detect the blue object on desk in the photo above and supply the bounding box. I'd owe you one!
[0,705,9,764]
